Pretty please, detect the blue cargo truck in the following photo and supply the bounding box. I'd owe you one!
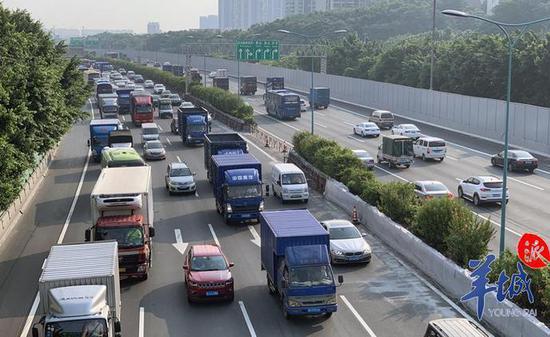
[263,77,285,103]
[211,153,264,224]
[116,88,133,114]
[89,119,122,161]
[266,91,301,120]
[260,210,343,318]
[177,106,208,145]
[204,133,248,181]
[309,87,330,109]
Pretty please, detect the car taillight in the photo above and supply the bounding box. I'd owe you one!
[480,188,490,192]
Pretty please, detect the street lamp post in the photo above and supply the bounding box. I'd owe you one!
[430,0,436,90]
[276,29,348,134]
[181,36,195,95]
[442,9,550,254]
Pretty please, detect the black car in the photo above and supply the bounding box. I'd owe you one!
[134,74,144,83]
[170,94,182,106]
[491,150,538,173]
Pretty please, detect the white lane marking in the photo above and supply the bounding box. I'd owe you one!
[176,155,182,163]
[344,122,355,126]
[195,191,199,198]
[239,301,257,337]
[507,176,544,191]
[166,138,172,145]
[374,165,409,182]
[158,125,163,131]
[139,307,144,337]
[241,134,277,162]
[20,106,93,337]
[172,229,188,255]
[248,225,261,247]
[347,135,365,143]
[316,111,326,117]
[340,296,378,337]
[254,109,302,132]
[122,115,126,121]
[208,223,220,246]
[19,294,39,337]
[446,155,458,161]
[314,122,327,128]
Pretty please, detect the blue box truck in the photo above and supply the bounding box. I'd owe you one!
[265,91,301,120]
[309,87,330,109]
[177,106,208,145]
[211,153,263,224]
[89,119,122,161]
[260,210,343,318]
[204,133,248,181]
[116,88,133,114]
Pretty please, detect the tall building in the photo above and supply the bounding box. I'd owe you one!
[200,15,219,29]
[486,0,500,15]
[284,0,327,16]
[147,22,161,34]
[219,0,282,30]
[327,0,368,10]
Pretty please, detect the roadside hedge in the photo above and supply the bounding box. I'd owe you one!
[292,131,494,267]
[97,57,188,94]
[190,85,254,124]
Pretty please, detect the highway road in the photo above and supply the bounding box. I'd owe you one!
[223,78,550,253]
[0,93,486,337]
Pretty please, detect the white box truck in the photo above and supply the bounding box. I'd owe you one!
[33,241,121,337]
[86,166,154,280]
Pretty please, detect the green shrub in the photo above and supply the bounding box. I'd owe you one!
[413,198,460,251]
[444,207,495,267]
[189,85,254,123]
[343,167,375,196]
[361,179,383,207]
[378,182,418,227]
[489,250,550,324]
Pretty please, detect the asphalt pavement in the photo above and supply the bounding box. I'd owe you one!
[0,94,488,337]
[224,78,550,254]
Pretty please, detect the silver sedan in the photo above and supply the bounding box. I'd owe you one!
[143,140,166,160]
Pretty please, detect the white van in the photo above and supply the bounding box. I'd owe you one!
[413,136,446,161]
[142,122,160,143]
[271,163,309,203]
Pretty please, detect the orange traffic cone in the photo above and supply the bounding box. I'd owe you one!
[352,205,359,225]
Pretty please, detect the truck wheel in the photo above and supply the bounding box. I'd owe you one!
[224,212,231,225]
[140,273,148,281]
[267,276,276,295]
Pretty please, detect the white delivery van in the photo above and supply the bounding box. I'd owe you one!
[413,136,446,161]
[271,163,309,203]
[141,122,160,142]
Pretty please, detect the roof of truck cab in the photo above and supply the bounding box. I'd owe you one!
[96,215,144,227]
[211,153,259,166]
[90,119,120,126]
[103,148,142,161]
[429,318,492,337]
[91,166,151,196]
[261,210,326,238]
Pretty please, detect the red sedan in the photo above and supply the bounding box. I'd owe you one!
[183,244,234,303]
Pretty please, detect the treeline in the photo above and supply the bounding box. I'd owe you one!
[0,6,89,211]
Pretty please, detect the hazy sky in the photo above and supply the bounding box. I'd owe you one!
[3,0,218,33]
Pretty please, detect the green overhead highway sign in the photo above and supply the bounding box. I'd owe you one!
[236,40,279,61]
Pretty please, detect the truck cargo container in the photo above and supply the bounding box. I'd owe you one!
[204,133,248,181]
[116,88,133,114]
[172,65,184,77]
[260,210,342,318]
[309,87,330,109]
[265,91,301,120]
[108,129,133,148]
[211,153,263,224]
[216,68,228,78]
[377,135,414,168]
[162,62,173,73]
[130,92,154,126]
[178,106,208,145]
[213,77,229,90]
[98,93,119,119]
[33,241,121,337]
[89,119,122,161]
[240,76,257,95]
[87,166,155,280]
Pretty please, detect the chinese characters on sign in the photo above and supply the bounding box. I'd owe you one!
[236,41,279,61]
[517,233,550,269]
[461,254,535,320]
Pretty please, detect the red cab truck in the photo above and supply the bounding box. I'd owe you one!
[86,166,155,281]
[130,93,154,126]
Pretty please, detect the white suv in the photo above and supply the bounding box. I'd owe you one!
[413,137,446,161]
[458,176,509,206]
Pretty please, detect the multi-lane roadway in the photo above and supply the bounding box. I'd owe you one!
[0,93,487,337]
[223,78,550,253]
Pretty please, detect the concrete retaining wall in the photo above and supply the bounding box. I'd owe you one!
[0,146,58,244]
[324,178,549,337]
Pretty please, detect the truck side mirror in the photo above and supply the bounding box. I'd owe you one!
[87,139,90,147]
[229,262,235,268]
[114,320,121,333]
[182,265,188,270]
[149,227,155,238]
[32,327,39,337]
[84,229,91,242]
[338,275,344,285]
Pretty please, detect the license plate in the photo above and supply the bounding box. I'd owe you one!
[492,194,500,197]
[348,255,362,260]
[307,308,321,313]
[206,291,219,297]
[524,161,531,164]
[241,214,250,218]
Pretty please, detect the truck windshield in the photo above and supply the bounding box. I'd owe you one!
[188,124,206,133]
[191,255,227,271]
[143,128,159,135]
[159,104,172,111]
[95,226,144,248]
[225,184,262,199]
[282,173,306,185]
[289,265,334,288]
[136,105,152,113]
[45,318,107,337]
[101,98,117,105]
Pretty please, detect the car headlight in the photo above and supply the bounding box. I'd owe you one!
[137,265,147,272]
[287,298,300,307]
[259,201,264,211]
[187,135,192,139]
[188,280,199,287]
[303,188,309,193]
[226,204,232,213]
[363,248,371,255]
[326,294,337,305]
[331,250,344,256]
